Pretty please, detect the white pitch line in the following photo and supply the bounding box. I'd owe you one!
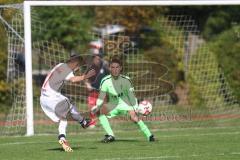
[1,125,240,138]
[0,130,240,146]
[94,156,181,160]
[0,141,56,146]
[231,152,240,155]
[94,152,240,160]
[160,131,240,138]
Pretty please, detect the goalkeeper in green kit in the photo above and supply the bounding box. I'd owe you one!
[91,56,155,143]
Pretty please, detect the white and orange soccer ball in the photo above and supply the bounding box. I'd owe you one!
[137,100,152,116]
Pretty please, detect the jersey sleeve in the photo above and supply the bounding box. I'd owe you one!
[96,80,108,107]
[100,79,108,92]
[125,77,138,107]
[127,80,134,92]
[65,72,74,81]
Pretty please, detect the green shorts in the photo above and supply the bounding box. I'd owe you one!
[106,103,138,118]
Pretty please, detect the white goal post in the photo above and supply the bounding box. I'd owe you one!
[19,0,240,136]
[24,1,33,136]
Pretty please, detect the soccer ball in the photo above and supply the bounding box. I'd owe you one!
[137,100,152,116]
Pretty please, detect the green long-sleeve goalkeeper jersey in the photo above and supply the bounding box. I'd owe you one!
[96,74,137,108]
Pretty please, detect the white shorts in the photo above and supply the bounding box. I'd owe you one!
[40,93,72,122]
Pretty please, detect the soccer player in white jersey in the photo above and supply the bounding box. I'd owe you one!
[40,54,95,152]
[91,56,155,143]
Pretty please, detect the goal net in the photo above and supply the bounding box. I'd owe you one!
[0,3,239,136]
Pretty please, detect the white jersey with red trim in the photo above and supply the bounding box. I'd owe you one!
[41,63,74,97]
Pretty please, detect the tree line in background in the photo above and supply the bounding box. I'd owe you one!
[0,2,239,113]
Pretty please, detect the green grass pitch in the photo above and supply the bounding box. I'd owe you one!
[1,126,240,160]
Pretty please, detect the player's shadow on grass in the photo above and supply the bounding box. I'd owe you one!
[109,139,140,143]
[47,146,97,152]
[116,139,139,142]
[110,139,158,144]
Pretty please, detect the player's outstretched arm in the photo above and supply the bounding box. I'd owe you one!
[69,69,96,83]
[91,90,106,114]
[91,77,108,114]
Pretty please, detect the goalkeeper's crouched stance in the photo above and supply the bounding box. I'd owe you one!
[40,54,96,152]
[91,57,155,143]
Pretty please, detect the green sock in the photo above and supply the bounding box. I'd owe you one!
[99,115,114,136]
[137,120,152,139]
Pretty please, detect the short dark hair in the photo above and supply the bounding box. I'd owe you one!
[66,54,84,64]
[110,57,122,66]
